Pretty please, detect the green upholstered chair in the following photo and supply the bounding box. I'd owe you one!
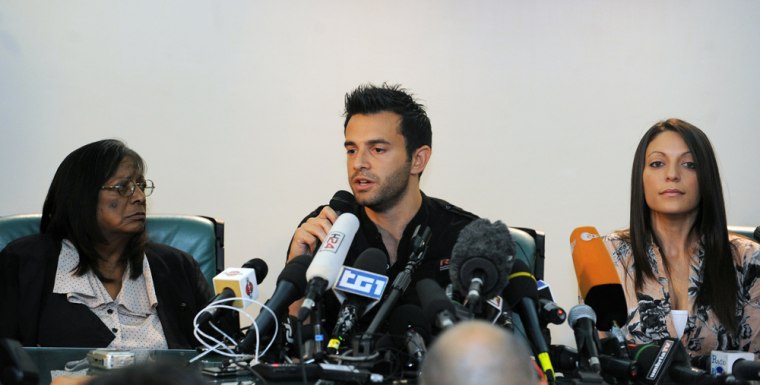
[509,226,546,280]
[728,225,760,242]
[0,214,224,288]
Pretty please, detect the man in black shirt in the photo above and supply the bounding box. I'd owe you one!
[287,84,477,333]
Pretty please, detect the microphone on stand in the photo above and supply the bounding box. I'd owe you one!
[354,225,432,357]
[569,226,627,332]
[449,219,514,312]
[567,304,602,374]
[197,258,269,326]
[326,248,389,354]
[237,255,313,354]
[503,260,555,383]
[630,339,720,385]
[707,350,760,380]
[417,279,459,330]
[388,304,431,375]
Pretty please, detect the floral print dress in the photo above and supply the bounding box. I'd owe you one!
[602,232,760,358]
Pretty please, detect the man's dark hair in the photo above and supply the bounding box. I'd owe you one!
[41,139,148,281]
[343,83,432,159]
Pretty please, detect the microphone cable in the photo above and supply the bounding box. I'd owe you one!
[189,296,279,364]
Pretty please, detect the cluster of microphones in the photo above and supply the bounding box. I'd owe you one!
[192,192,760,384]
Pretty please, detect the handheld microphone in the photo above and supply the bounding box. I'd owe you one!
[327,248,389,354]
[237,255,313,354]
[503,260,555,382]
[298,212,360,321]
[417,279,458,330]
[567,304,602,374]
[449,219,515,310]
[197,258,269,326]
[329,190,357,214]
[570,226,627,331]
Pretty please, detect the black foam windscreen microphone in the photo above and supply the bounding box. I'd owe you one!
[327,248,389,353]
[237,255,313,354]
[449,219,515,306]
[503,260,554,382]
[197,258,269,326]
[329,190,357,214]
[417,279,458,330]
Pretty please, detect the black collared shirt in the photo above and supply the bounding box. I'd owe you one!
[290,192,477,336]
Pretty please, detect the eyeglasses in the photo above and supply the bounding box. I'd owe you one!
[100,179,155,197]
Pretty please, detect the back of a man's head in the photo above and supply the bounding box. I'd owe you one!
[420,320,536,385]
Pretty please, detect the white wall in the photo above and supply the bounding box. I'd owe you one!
[2,1,759,347]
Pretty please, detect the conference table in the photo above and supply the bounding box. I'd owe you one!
[24,347,264,385]
[22,347,411,385]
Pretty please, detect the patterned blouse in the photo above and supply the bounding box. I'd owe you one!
[52,239,168,350]
[602,232,760,358]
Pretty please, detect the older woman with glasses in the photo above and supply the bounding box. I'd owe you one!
[0,139,212,349]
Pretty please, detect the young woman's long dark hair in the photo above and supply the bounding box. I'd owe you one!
[627,118,737,333]
[41,139,148,281]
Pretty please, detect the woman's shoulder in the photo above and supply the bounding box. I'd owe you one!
[602,230,630,248]
[1,233,61,261]
[145,242,197,266]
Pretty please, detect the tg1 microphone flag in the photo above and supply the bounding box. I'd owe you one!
[328,248,389,353]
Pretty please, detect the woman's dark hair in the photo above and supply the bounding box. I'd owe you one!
[627,118,737,332]
[41,139,147,280]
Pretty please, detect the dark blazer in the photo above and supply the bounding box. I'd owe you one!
[0,234,212,348]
